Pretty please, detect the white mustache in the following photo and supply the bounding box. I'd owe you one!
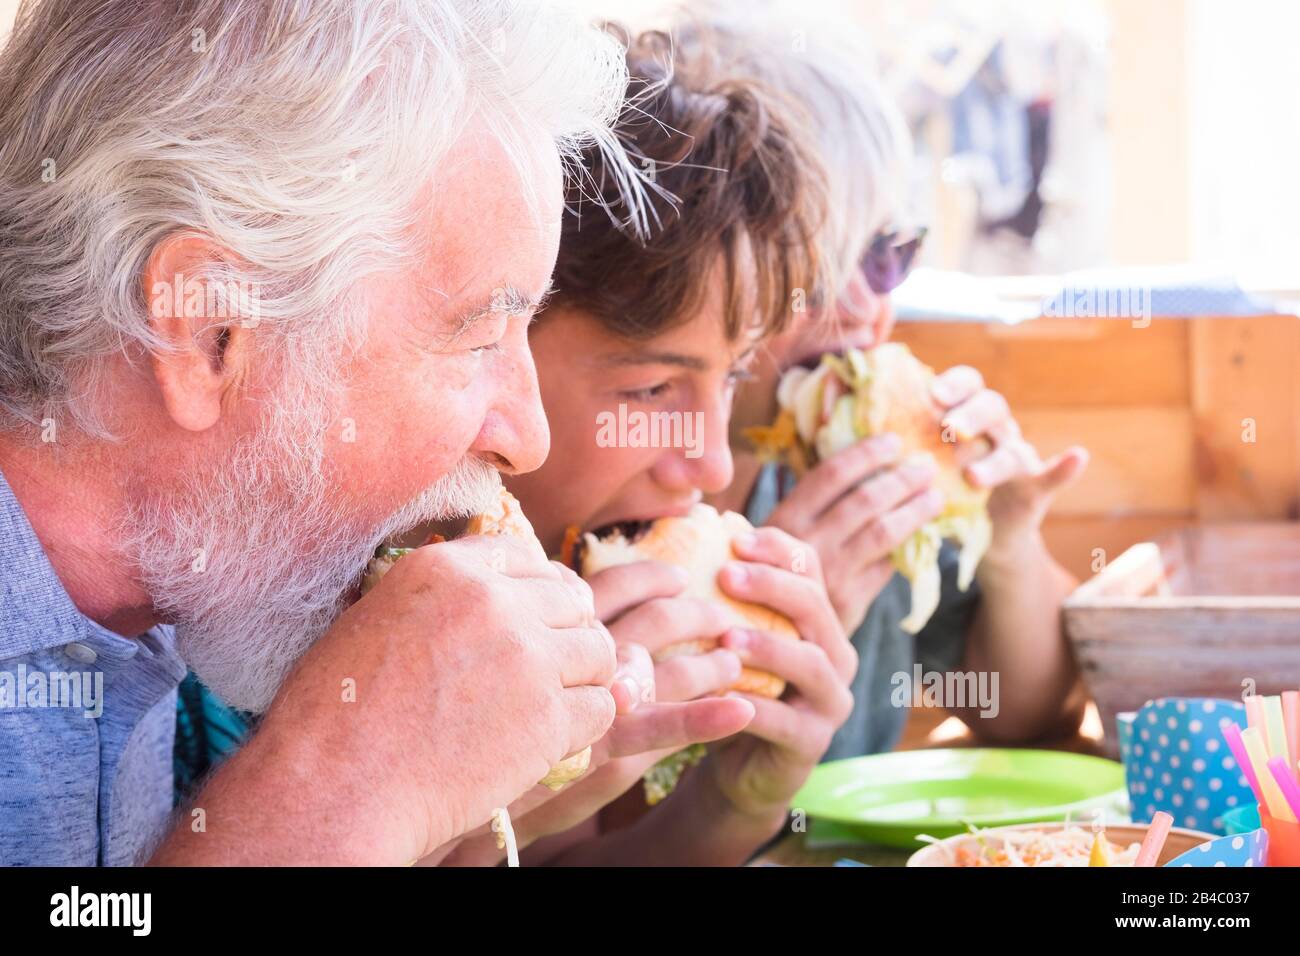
[132,451,504,714]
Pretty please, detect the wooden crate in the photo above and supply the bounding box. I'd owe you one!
[1063,523,1300,756]
[894,313,1300,583]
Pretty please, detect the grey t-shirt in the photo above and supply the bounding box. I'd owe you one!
[0,469,186,865]
[746,463,981,760]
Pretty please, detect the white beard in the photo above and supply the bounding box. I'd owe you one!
[124,384,502,714]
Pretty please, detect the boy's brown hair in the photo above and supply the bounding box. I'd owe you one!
[548,26,825,342]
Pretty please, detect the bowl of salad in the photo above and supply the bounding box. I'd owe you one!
[908,820,1213,867]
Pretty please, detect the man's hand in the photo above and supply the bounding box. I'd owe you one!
[766,434,944,632]
[430,561,756,864]
[157,533,618,865]
[930,365,1088,549]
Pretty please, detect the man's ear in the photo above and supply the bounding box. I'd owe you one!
[145,234,254,432]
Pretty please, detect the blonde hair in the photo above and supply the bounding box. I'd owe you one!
[678,3,912,305]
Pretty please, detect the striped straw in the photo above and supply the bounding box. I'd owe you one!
[1283,691,1299,781]
[1135,811,1173,867]
[1266,757,1300,824]
[1222,721,1262,802]
[1245,695,1270,754]
[1264,696,1288,763]
[1242,726,1294,823]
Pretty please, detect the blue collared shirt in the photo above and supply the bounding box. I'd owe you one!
[0,469,186,865]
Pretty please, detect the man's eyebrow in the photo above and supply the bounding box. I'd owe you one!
[448,281,555,337]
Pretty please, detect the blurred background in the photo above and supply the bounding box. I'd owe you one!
[4,0,1298,583]
[580,0,1300,283]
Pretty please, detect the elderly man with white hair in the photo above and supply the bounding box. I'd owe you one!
[0,0,749,866]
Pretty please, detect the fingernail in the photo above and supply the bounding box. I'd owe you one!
[723,562,749,585]
[903,452,937,475]
[926,488,946,510]
[723,628,751,651]
[669,565,691,584]
[733,532,757,552]
[618,676,641,707]
[874,433,903,456]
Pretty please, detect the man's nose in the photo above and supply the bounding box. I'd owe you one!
[472,344,551,476]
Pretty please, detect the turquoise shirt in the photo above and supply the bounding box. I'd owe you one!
[173,673,253,805]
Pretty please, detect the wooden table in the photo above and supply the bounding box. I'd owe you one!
[751,704,1108,866]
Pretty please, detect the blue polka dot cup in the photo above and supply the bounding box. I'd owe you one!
[1117,697,1255,835]
[1165,828,1269,867]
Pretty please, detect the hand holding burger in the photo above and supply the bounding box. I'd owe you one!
[580,505,855,822]
[749,343,994,633]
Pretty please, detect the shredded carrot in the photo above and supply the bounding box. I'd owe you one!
[559,525,581,568]
[422,532,446,546]
[951,823,1140,867]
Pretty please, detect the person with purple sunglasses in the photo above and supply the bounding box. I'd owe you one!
[696,8,1092,760]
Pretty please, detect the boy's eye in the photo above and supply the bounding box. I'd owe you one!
[620,381,672,402]
[471,341,504,355]
[726,366,756,387]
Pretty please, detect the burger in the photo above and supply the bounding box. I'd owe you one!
[361,488,591,791]
[578,504,799,698]
[576,503,800,802]
[745,343,991,633]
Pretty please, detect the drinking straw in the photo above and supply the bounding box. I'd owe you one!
[1264,695,1288,763]
[1245,694,1270,753]
[1283,691,1299,780]
[1242,726,1295,823]
[1266,756,1300,824]
[1222,722,1263,802]
[1134,811,1173,867]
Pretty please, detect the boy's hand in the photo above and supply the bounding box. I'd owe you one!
[703,528,857,819]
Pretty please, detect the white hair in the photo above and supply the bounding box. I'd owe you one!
[677,3,912,304]
[0,0,642,437]
[123,359,505,712]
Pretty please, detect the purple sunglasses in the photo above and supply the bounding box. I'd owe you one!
[861,226,927,294]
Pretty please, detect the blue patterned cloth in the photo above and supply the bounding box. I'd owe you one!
[173,673,254,805]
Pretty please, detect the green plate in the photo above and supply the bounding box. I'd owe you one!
[791,749,1128,848]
